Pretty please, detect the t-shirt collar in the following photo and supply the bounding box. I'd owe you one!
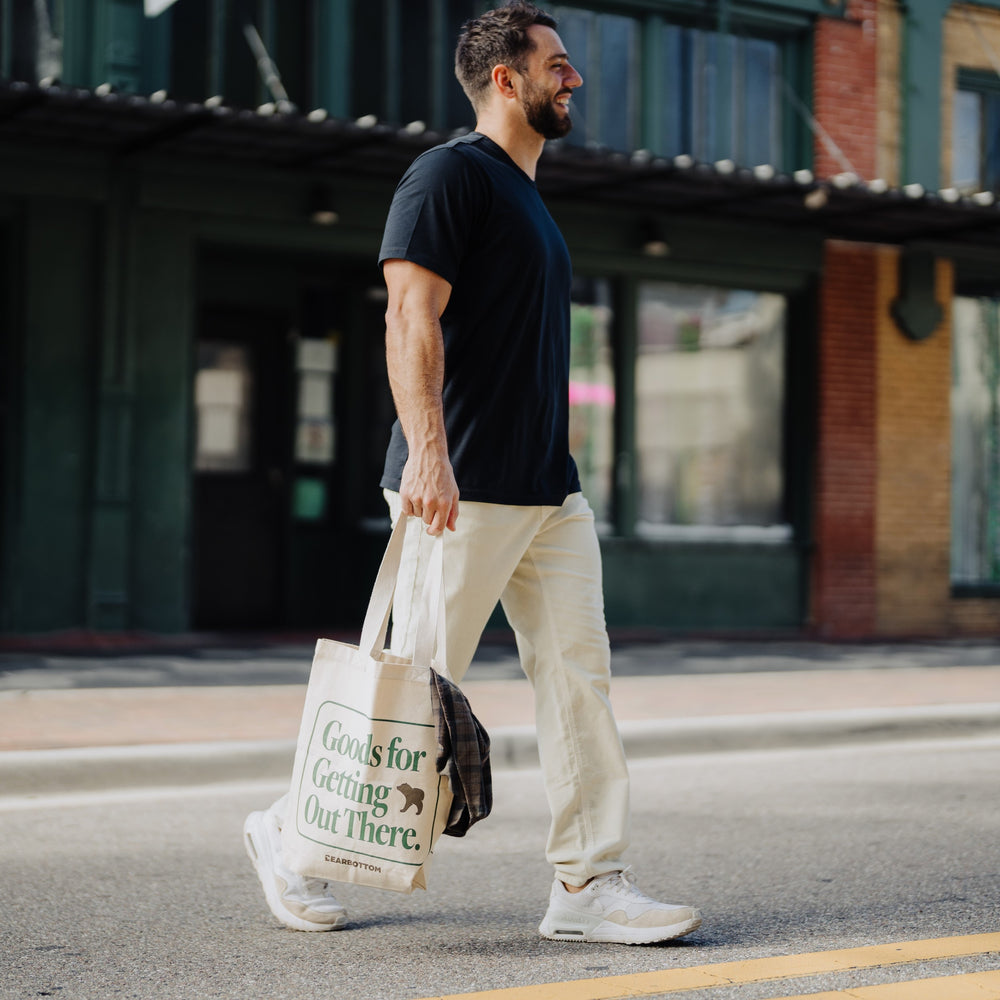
[468,131,537,186]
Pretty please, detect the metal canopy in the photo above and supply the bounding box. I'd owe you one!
[3,79,1000,252]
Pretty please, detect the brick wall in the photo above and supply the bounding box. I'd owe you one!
[811,241,878,637]
[814,0,879,180]
[950,596,1000,633]
[815,245,1000,637]
[875,252,953,635]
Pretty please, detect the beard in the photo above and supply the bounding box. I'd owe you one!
[522,81,573,140]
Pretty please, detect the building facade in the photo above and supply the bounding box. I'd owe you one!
[1,0,1000,639]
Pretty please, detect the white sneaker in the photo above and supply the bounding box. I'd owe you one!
[539,868,701,945]
[243,803,348,932]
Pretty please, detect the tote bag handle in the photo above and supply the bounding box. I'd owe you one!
[359,517,450,680]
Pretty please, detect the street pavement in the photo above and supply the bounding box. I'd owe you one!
[3,634,1000,1000]
[3,737,1000,1000]
[1,634,1000,795]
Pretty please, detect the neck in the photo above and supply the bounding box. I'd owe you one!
[473,111,545,179]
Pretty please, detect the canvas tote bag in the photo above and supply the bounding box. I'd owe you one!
[281,517,454,893]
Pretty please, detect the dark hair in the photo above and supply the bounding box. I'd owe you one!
[455,1,558,109]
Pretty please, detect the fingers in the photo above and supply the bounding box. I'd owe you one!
[399,493,459,536]
[413,501,458,536]
[399,457,459,534]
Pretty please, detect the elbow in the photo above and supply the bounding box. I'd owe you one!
[384,305,407,350]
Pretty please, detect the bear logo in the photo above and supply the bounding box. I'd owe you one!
[396,782,424,815]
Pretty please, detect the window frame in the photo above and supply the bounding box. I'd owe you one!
[566,265,812,546]
[950,290,1000,593]
[553,0,813,170]
[954,68,1000,196]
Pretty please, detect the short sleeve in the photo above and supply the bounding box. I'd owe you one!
[378,147,485,286]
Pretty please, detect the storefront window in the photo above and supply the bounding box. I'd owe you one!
[635,282,787,537]
[952,88,984,192]
[3,0,62,82]
[661,25,783,166]
[953,72,1000,195]
[569,278,615,526]
[194,342,253,473]
[951,296,1000,584]
[554,7,639,152]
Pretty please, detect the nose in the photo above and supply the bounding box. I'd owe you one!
[564,61,583,89]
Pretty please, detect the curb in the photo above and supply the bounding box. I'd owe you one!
[490,703,1000,768]
[2,704,1000,798]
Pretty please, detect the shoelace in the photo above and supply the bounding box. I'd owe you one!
[593,868,652,901]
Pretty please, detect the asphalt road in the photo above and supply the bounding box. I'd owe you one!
[2,737,999,1000]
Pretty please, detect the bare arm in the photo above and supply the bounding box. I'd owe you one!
[383,258,459,536]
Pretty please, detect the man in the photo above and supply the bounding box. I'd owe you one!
[245,0,702,945]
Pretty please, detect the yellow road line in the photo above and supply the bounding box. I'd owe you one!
[415,933,1000,1000]
[769,968,1000,999]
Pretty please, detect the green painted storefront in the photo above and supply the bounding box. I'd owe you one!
[2,0,997,637]
[0,114,824,635]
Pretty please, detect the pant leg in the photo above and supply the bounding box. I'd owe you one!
[499,492,631,886]
[385,490,630,884]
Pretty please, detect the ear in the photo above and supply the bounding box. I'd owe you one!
[491,63,518,99]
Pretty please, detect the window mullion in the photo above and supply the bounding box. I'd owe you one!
[430,0,447,129]
[384,0,400,124]
[639,13,663,152]
[314,0,351,118]
[209,0,226,98]
[1,0,11,78]
[616,275,639,539]
[260,0,277,107]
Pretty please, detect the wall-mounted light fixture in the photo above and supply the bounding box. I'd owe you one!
[641,220,670,257]
[307,185,339,226]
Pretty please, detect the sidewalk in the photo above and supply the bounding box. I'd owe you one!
[2,636,1000,795]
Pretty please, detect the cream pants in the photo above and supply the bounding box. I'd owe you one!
[385,489,631,886]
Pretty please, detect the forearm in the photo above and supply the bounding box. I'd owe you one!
[385,307,449,464]
[383,268,459,534]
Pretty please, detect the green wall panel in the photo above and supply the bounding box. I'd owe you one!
[602,540,804,629]
[0,210,18,631]
[14,201,99,631]
[129,215,195,632]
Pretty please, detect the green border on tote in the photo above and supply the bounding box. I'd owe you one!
[293,699,443,869]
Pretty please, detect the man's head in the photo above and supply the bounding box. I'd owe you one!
[455,2,559,112]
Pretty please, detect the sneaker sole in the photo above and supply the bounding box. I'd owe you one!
[243,811,347,933]
[539,912,702,945]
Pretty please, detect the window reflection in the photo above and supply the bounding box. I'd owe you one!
[952,89,983,192]
[554,7,639,151]
[953,75,1000,195]
[553,8,785,164]
[569,278,615,527]
[951,296,1000,584]
[636,283,787,536]
[7,0,62,83]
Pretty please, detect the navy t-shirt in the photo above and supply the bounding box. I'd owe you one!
[378,132,581,506]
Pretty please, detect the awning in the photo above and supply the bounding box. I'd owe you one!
[3,79,1000,253]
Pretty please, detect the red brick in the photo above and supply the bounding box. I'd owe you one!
[811,242,879,637]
